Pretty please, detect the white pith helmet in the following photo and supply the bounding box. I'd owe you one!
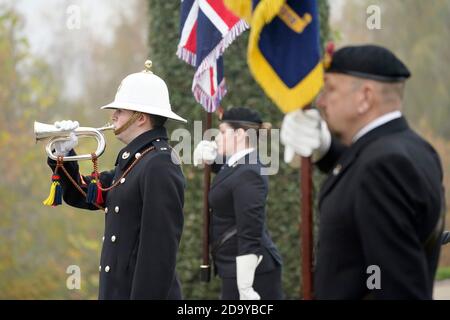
[100,60,187,123]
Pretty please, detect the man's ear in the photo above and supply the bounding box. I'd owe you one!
[137,113,150,127]
[357,82,374,115]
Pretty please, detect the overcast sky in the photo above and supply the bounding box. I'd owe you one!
[11,0,343,57]
[4,0,141,98]
[12,0,136,55]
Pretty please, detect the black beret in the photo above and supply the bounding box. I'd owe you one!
[221,107,262,126]
[326,45,411,83]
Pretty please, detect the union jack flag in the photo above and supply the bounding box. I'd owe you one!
[177,0,248,112]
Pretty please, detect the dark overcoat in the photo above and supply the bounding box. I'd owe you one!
[314,117,444,299]
[49,127,184,300]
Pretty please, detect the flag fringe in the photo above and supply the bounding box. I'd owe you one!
[176,46,197,67]
[194,19,249,82]
[176,19,248,71]
[193,79,227,113]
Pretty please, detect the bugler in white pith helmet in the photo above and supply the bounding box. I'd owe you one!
[101,60,187,123]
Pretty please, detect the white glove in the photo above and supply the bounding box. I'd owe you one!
[281,109,331,165]
[54,120,79,131]
[236,254,263,300]
[193,140,218,167]
[283,146,301,168]
[53,120,79,156]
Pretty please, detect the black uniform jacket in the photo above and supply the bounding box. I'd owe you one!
[314,117,444,299]
[208,152,283,278]
[48,127,185,299]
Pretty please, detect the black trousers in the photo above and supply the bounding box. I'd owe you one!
[220,266,283,300]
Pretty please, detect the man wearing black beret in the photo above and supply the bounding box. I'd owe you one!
[281,44,445,299]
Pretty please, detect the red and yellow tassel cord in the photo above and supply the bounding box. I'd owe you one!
[43,157,64,207]
[86,154,104,205]
[43,174,63,206]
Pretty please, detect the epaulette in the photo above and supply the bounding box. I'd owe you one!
[152,138,170,152]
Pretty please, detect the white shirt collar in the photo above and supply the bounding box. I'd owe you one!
[352,111,402,143]
[227,148,255,166]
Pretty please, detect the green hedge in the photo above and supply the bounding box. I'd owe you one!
[147,0,330,299]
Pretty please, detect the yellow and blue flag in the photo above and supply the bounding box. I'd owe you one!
[225,0,324,112]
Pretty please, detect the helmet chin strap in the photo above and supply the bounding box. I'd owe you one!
[114,111,142,136]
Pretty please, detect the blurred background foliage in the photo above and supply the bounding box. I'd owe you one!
[0,0,448,299]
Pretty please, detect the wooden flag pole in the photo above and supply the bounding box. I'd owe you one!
[300,156,313,299]
[200,112,213,282]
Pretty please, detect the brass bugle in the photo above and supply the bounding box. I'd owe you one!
[34,121,115,161]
